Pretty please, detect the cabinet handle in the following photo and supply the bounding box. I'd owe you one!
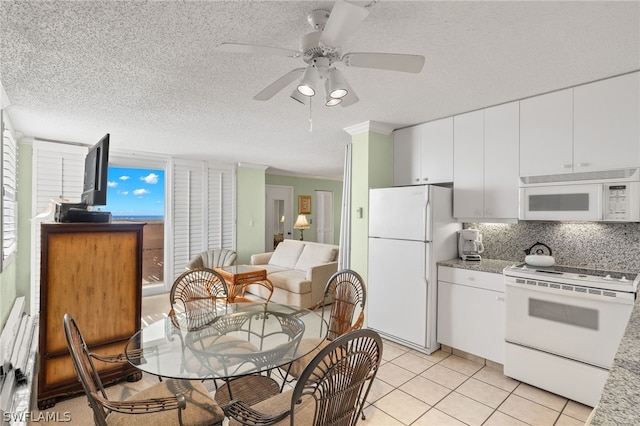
[423,177,429,181]
[496,296,505,302]
[575,162,589,168]
[561,164,572,169]
[415,178,420,182]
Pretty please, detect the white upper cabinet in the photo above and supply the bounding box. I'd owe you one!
[393,117,453,186]
[453,110,484,218]
[393,126,422,186]
[520,72,640,177]
[484,102,520,219]
[519,88,573,177]
[454,102,519,221]
[420,117,454,184]
[573,72,640,172]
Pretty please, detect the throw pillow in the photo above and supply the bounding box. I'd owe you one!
[294,244,337,271]
[268,240,304,269]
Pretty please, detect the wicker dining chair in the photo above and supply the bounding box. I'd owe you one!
[63,313,225,426]
[169,267,229,317]
[225,328,383,426]
[280,269,366,382]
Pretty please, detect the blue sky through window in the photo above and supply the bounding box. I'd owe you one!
[105,167,165,219]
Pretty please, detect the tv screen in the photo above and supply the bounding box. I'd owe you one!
[81,133,110,206]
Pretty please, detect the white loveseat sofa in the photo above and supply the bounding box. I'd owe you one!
[247,240,339,308]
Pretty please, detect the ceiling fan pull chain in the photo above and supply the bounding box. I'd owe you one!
[309,96,313,132]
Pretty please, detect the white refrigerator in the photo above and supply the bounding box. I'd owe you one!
[368,185,460,354]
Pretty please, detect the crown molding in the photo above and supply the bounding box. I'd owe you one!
[343,121,394,136]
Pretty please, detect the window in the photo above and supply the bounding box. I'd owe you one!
[106,166,165,287]
[1,111,18,270]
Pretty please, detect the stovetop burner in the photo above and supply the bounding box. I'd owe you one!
[504,263,640,293]
[515,264,636,281]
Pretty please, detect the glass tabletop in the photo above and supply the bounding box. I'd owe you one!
[125,302,328,380]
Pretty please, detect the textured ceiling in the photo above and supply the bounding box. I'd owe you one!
[1,1,639,179]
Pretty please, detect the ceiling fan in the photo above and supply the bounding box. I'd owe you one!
[218,0,425,108]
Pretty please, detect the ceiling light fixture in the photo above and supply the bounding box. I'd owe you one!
[290,89,308,105]
[326,68,348,99]
[297,65,320,97]
[325,95,342,106]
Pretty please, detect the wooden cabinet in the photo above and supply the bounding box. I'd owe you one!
[437,266,505,364]
[453,102,519,221]
[393,117,454,186]
[38,222,144,409]
[520,72,640,177]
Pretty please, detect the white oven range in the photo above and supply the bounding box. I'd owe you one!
[503,263,639,407]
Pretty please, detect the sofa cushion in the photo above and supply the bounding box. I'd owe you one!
[268,270,312,294]
[268,240,304,269]
[294,244,338,271]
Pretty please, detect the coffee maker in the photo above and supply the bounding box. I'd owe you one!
[458,229,484,261]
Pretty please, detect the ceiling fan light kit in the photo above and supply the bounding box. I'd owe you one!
[219,0,425,108]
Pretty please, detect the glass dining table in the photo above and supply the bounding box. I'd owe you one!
[125,302,328,406]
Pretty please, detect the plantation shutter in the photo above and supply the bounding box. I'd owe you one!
[171,159,235,279]
[30,140,86,312]
[1,113,17,270]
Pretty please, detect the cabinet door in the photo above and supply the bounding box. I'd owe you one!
[437,280,505,363]
[393,126,422,186]
[574,72,640,172]
[453,110,484,219]
[520,88,573,176]
[484,102,520,219]
[421,117,454,183]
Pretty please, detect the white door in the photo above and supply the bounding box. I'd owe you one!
[315,190,333,244]
[265,185,293,251]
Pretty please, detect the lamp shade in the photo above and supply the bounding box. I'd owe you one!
[293,214,310,229]
[326,68,348,99]
[297,65,319,97]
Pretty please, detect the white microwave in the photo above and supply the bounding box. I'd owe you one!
[519,182,640,222]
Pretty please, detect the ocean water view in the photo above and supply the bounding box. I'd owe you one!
[113,215,164,220]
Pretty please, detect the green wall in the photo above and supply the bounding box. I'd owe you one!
[349,130,393,283]
[236,166,266,264]
[265,174,343,245]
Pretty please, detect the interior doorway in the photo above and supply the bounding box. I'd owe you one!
[265,185,294,252]
[315,190,334,244]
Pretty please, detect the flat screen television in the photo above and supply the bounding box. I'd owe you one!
[81,133,110,206]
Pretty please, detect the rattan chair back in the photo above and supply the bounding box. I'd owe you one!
[186,249,237,270]
[320,269,367,341]
[63,313,111,425]
[169,267,229,316]
[291,329,382,426]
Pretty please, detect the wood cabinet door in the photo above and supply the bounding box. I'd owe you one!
[393,125,422,186]
[421,117,454,184]
[484,101,519,219]
[574,72,640,172]
[453,110,484,219]
[520,88,573,177]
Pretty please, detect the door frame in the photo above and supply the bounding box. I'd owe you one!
[265,185,294,251]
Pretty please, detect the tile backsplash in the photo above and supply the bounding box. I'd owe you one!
[466,222,640,272]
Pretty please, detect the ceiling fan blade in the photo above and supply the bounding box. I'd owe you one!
[218,42,302,58]
[254,68,306,101]
[319,0,369,49]
[342,52,425,73]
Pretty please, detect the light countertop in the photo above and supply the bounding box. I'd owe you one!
[437,258,516,275]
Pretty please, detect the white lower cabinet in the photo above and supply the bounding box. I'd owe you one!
[437,266,505,363]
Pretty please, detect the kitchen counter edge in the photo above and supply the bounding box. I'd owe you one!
[437,258,515,275]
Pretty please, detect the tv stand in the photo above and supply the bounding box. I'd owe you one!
[55,203,111,223]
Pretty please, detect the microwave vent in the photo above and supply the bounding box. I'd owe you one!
[520,168,639,185]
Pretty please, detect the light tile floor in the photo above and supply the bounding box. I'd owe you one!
[361,338,594,425]
[33,294,593,425]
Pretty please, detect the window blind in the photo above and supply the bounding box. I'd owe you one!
[1,113,18,270]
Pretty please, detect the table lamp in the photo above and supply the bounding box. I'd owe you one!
[293,214,310,241]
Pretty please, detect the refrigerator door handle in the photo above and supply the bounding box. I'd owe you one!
[424,197,432,241]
